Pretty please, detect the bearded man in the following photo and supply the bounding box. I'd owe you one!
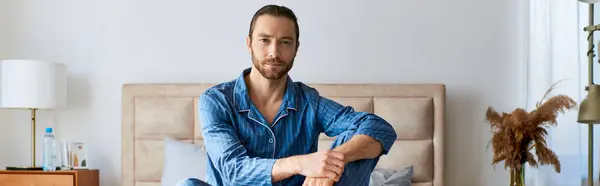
[178,4,397,186]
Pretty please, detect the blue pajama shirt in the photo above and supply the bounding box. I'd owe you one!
[183,68,397,186]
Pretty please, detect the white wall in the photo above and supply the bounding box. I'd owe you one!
[0,0,528,186]
[0,0,9,168]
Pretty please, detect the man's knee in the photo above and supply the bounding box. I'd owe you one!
[345,156,379,173]
[176,178,212,186]
[330,131,380,185]
[335,157,379,185]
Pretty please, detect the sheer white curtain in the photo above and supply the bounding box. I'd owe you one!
[525,0,594,185]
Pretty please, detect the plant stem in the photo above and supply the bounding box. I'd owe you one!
[528,143,534,151]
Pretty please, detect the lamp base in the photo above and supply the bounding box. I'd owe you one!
[5,166,44,171]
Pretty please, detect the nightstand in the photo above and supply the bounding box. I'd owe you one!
[0,169,99,186]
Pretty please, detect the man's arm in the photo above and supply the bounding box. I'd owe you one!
[271,157,297,182]
[199,91,296,184]
[312,91,397,162]
[332,134,384,163]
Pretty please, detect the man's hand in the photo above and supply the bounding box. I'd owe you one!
[302,177,335,186]
[295,150,346,181]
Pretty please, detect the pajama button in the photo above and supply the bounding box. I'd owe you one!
[269,138,274,143]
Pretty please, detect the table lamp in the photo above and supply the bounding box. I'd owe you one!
[577,1,600,185]
[0,59,67,170]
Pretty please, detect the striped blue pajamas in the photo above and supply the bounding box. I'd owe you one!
[178,68,396,186]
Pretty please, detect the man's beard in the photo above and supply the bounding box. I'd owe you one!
[251,52,294,80]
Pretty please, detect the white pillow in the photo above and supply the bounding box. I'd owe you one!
[161,137,207,186]
[369,165,414,186]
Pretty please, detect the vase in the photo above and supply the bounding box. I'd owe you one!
[509,165,525,186]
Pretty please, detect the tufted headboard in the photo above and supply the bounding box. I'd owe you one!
[121,83,445,186]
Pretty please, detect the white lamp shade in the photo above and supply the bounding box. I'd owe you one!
[0,59,67,109]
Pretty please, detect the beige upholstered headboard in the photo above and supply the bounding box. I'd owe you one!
[122,83,445,186]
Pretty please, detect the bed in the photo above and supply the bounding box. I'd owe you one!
[121,83,445,186]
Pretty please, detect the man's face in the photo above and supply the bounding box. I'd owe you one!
[247,15,298,80]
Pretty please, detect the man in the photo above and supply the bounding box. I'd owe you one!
[179,4,397,186]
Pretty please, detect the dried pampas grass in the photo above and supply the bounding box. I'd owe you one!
[485,81,577,185]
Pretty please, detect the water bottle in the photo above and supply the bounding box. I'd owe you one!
[42,128,57,171]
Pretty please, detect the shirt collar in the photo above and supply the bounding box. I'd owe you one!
[233,67,297,112]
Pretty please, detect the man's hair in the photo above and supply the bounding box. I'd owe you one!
[248,4,299,42]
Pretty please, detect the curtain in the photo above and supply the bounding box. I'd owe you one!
[525,0,592,185]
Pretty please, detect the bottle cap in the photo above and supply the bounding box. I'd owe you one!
[46,128,52,133]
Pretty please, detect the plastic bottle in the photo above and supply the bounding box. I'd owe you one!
[42,127,57,171]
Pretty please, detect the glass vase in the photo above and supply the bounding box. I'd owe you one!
[509,165,525,186]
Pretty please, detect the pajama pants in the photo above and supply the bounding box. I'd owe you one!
[177,130,380,186]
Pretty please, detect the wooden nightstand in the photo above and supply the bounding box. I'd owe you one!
[0,169,99,186]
